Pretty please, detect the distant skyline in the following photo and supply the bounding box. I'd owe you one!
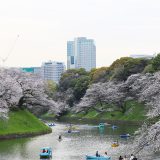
[0,0,160,68]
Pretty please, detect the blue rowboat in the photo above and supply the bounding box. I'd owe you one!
[67,130,80,133]
[86,155,111,160]
[40,147,52,159]
[111,125,118,129]
[99,123,105,128]
[120,134,130,138]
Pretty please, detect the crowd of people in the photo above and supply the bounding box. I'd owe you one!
[95,151,137,160]
[119,154,137,160]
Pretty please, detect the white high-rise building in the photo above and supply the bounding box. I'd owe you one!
[41,61,65,83]
[67,37,96,71]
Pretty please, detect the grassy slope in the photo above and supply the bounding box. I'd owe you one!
[62,100,147,121]
[40,112,56,119]
[0,110,51,136]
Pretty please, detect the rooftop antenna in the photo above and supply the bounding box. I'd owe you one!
[0,34,20,66]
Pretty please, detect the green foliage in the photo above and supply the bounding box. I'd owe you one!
[109,57,133,70]
[58,68,90,102]
[57,56,152,108]
[110,65,125,81]
[47,80,57,91]
[152,53,160,71]
[40,113,56,119]
[0,110,51,136]
[73,76,90,101]
[89,67,110,83]
[110,57,150,81]
[89,57,150,82]
[62,100,147,121]
[59,68,89,91]
[83,110,99,118]
[45,80,57,96]
[143,64,155,73]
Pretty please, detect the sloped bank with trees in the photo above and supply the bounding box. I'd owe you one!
[48,54,160,154]
[0,68,65,139]
[50,56,152,122]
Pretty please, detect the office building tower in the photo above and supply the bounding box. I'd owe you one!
[41,61,65,83]
[67,41,75,69]
[67,37,96,71]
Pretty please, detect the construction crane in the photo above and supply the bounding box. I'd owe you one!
[0,34,20,66]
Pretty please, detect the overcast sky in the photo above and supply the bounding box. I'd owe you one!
[0,0,160,68]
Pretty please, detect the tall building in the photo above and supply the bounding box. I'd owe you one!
[41,61,65,83]
[67,37,96,71]
[67,41,75,69]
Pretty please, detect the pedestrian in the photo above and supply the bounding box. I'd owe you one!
[123,155,127,160]
[58,135,62,141]
[119,155,123,160]
[133,156,137,160]
[130,154,134,160]
[96,151,99,157]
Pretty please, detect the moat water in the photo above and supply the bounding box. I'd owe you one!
[0,122,159,160]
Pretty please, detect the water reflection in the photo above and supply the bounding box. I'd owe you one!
[0,123,159,160]
[99,127,105,135]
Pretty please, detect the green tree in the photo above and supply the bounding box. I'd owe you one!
[110,65,125,81]
[73,76,90,101]
[143,64,155,73]
[109,57,133,70]
[152,53,160,71]
[110,57,150,81]
[59,68,89,91]
[90,67,110,83]
[45,80,57,96]
[58,68,90,103]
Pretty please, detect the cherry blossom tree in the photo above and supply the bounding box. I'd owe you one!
[76,71,160,153]
[76,82,126,112]
[0,68,22,118]
[0,68,66,118]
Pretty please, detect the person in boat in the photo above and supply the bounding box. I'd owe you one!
[123,155,127,160]
[58,135,62,140]
[119,155,123,160]
[42,149,45,153]
[68,128,71,133]
[133,156,137,160]
[96,151,100,157]
[113,140,119,146]
[67,124,72,133]
[130,154,134,160]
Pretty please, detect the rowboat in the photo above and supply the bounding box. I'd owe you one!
[86,155,111,160]
[40,147,52,159]
[67,130,80,133]
[111,143,119,147]
[99,123,105,128]
[120,134,130,138]
[111,125,118,129]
